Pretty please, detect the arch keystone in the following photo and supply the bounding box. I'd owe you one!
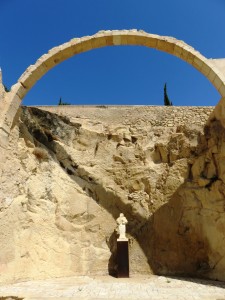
[113,35,122,45]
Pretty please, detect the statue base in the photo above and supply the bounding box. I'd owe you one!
[117,239,129,278]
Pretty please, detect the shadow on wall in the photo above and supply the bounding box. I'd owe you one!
[107,231,118,277]
[142,116,225,280]
[140,188,210,277]
[20,106,225,281]
[103,115,222,280]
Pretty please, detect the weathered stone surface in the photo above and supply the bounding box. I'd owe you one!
[2,105,225,283]
[148,116,225,281]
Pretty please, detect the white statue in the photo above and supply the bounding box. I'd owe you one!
[116,213,128,241]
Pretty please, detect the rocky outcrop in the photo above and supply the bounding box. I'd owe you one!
[1,105,225,282]
[149,117,225,281]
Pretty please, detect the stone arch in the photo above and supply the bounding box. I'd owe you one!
[1,29,225,144]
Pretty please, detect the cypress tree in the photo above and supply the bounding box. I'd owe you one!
[58,97,62,105]
[164,83,172,106]
[58,97,71,105]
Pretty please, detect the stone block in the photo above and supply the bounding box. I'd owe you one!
[133,35,150,47]
[69,41,85,56]
[192,56,204,71]
[173,44,183,58]
[104,35,114,46]
[124,34,137,45]
[98,35,110,48]
[212,75,223,91]
[19,63,47,90]
[208,70,217,83]
[10,82,27,99]
[219,84,225,97]
[18,64,36,82]
[19,74,36,91]
[52,43,82,64]
[200,62,212,77]
[42,54,60,70]
[78,38,93,53]
[179,46,193,61]
[119,34,129,45]
[59,41,77,58]
[157,39,175,55]
[141,36,158,48]
[186,52,196,65]
[125,32,142,45]
[113,35,122,45]
[90,36,108,49]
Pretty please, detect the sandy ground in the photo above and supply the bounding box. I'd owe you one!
[0,275,225,300]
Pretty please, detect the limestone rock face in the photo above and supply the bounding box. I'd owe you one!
[149,118,225,281]
[1,105,224,282]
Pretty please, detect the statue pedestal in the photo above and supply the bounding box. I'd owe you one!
[117,239,129,278]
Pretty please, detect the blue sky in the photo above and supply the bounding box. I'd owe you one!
[0,0,225,106]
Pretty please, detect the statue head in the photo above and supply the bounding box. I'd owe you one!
[120,213,124,217]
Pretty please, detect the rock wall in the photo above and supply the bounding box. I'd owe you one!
[36,105,214,128]
[149,115,225,281]
[1,105,225,283]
